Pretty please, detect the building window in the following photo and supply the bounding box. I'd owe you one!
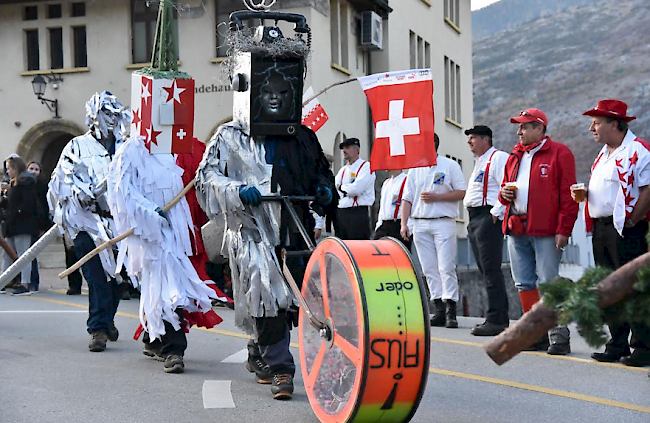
[48,4,62,19]
[71,2,86,18]
[215,0,253,58]
[25,29,40,71]
[409,31,431,69]
[131,0,179,64]
[444,56,461,124]
[73,26,87,68]
[24,6,38,21]
[330,0,349,70]
[444,0,460,29]
[49,27,64,69]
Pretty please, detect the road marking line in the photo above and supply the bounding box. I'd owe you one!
[430,367,650,414]
[202,380,235,408]
[221,349,249,363]
[0,310,86,313]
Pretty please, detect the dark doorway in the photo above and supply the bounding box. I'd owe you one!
[41,133,74,182]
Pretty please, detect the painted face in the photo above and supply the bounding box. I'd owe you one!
[260,76,292,118]
[27,163,41,177]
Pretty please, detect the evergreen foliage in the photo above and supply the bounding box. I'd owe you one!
[540,267,650,348]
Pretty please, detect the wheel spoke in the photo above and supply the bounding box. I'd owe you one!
[306,341,327,388]
[318,252,331,317]
[334,333,360,364]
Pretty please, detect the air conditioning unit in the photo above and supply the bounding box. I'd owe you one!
[360,11,383,51]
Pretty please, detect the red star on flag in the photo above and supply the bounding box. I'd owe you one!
[625,191,634,205]
[145,126,162,151]
[628,171,635,186]
[163,80,186,104]
[618,169,627,182]
[132,107,141,130]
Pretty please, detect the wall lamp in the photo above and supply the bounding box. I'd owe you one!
[31,74,63,118]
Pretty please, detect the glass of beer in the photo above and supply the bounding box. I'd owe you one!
[504,182,518,198]
[571,183,587,203]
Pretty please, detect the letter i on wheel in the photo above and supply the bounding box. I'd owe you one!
[299,238,429,422]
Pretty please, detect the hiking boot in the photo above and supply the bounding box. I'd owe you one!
[88,331,108,352]
[11,285,33,296]
[66,288,81,295]
[163,354,185,373]
[445,300,458,329]
[246,356,273,384]
[591,348,631,363]
[471,321,507,337]
[547,326,571,355]
[271,374,294,400]
[108,324,119,342]
[430,299,446,327]
[143,343,164,361]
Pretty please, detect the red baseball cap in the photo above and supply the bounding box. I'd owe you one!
[510,108,548,126]
[583,99,636,122]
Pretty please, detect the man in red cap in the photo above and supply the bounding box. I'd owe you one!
[499,108,578,355]
[576,99,650,367]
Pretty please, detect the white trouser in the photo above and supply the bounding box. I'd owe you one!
[412,218,459,302]
[2,234,32,286]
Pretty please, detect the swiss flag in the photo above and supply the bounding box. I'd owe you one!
[301,86,329,133]
[359,69,436,172]
[131,73,194,154]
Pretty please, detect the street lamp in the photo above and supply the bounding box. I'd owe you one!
[31,74,62,118]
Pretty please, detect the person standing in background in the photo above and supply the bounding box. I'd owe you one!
[374,169,410,250]
[334,138,376,240]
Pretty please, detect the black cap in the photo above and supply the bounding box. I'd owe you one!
[339,138,361,149]
[464,125,493,138]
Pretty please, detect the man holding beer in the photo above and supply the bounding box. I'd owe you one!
[498,108,578,355]
[577,99,650,367]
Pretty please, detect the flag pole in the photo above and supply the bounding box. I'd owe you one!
[302,78,357,107]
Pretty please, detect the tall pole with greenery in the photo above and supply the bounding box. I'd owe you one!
[151,0,178,72]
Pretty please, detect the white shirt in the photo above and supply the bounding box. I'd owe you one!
[375,172,408,230]
[402,156,467,219]
[335,158,376,208]
[588,130,650,218]
[512,138,547,215]
[463,146,509,220]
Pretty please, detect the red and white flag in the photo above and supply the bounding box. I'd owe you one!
[301,86,329,133]
[131,74,195,154]
[359,69,436,172]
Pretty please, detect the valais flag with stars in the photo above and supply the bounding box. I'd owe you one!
[131,73,194,154]
[359,69,436,172]
[301,86,328,132]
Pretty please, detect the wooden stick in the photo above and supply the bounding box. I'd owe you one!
[301,78,357,107]
[0,234,18,262]
[58,180,195,279]
[484,251,650,365]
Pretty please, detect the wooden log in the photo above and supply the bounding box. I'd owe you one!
[58,180,194,279]
[484,251,650,365]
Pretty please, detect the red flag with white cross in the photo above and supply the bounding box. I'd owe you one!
[131,73,194,154]
[301,86,329,133]
[359,69,436,172]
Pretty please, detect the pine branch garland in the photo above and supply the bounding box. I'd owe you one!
[540,266,650,348]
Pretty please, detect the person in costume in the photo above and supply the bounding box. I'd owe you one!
[196,10,335,400]
[48,91,130,352]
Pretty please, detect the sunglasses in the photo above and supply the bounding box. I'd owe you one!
[519,110,545,124]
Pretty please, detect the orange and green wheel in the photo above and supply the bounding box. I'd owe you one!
[299,237,430,423]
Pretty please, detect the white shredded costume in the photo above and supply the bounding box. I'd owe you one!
[195,122,296,334]
[107,136,217,340]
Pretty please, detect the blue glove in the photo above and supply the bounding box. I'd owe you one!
[155,207,169,223]
[239,185,262,207]
[315,185,333,206]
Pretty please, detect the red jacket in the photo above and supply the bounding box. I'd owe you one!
[499,137,578,237]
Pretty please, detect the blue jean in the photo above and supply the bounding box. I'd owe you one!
[73,231,122,334]
[507,235,563,292]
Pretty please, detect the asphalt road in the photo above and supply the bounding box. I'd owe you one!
[1,271,649,423]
